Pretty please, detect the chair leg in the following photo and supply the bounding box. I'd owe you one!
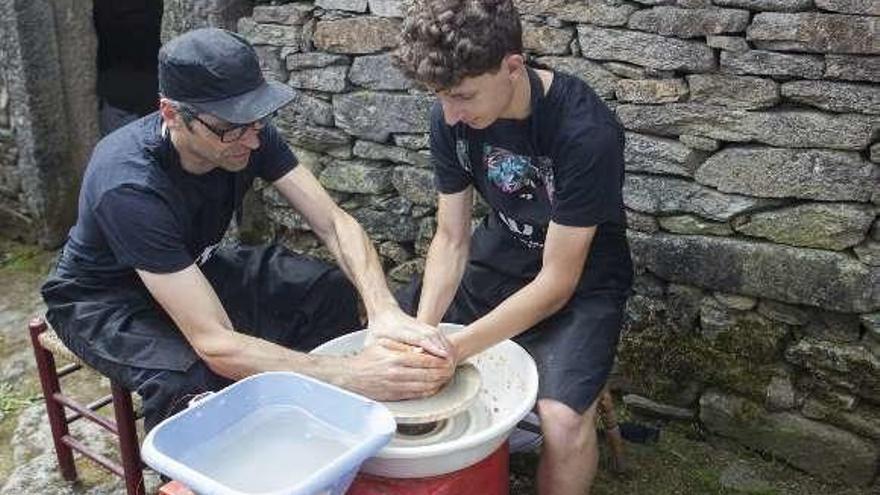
[598,386,627,474]
[28,318,77,481]
[111,382,145,495]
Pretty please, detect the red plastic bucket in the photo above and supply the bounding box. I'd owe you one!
[347,442,509,495]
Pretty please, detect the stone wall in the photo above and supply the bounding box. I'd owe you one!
[0,9,27,241]
[0,68,27,240]
[0,0,99,246]
[235,0,879,485]
[162,0,255,42]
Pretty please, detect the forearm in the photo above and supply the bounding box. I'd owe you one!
[453,223,596,360]
[138,263,364,389]
[136,266,319,379]
[417,231,470,325]
[311,207,456,358]
[195,328,351,386]
[453,271,574,360]
[272,168,401,320]
[319,209,397,319]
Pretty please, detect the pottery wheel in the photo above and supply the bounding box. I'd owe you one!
[382,363,481,425]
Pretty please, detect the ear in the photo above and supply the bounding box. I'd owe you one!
[158,98,182,129]
[504,54,525,80]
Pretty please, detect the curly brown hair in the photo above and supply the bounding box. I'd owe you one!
[393,0,523,90]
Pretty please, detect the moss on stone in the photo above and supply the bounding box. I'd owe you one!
[619,313,781,404]
[618,324,709,402]
[711,312,790,364]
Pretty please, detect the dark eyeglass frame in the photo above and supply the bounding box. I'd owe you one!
[188,111,277,143]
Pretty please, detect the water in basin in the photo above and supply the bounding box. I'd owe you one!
[178,404,356,492]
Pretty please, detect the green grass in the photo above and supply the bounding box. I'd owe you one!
[0,382,39,417]
[0,240,53,276]
[0,380,41,482]
[590,426,773,495]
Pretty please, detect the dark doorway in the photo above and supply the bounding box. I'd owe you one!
[93,0,164,136]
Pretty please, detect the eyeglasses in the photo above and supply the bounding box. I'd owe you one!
[189,112,277,143]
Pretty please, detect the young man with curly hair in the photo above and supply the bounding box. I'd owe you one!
[394,0,633,493]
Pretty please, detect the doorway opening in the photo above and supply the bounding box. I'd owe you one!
[93,0,164,136]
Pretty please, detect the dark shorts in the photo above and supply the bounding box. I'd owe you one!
[42,243,361,431]
[397,262,629,415]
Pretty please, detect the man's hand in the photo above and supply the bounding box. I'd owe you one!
[341,339,455,401]
[366,309,454,359]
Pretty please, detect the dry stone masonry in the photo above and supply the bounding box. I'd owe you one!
[0,0,102,246]
[239,0,880,485]
[0,71,24,239]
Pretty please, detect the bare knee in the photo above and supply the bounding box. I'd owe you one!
[537,398,598,451]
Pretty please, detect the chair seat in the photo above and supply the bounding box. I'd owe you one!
[37,329,84,366]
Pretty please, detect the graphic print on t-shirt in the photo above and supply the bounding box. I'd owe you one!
[431,69,631,289]
[481,143,555,249]
[456,139,471,174]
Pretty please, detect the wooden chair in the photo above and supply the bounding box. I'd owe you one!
[28,317,145,495]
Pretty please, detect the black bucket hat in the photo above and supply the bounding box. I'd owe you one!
[158,28,294,124]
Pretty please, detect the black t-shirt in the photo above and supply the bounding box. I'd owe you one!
[60,112,297,283]
[431,68,632,293]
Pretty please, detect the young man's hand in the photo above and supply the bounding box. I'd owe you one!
[341,339,455,401]
[366,309,454,359]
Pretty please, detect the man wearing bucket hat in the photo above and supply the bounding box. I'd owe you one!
[393,0,633,493]
[41,28,454,432]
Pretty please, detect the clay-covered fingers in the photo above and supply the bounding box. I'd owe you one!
[345,341,455,400]
[375,339,450,369]
[372,344,451,394]
[387,363,451,383]
[376,338,418,352]
[367,311,452,358]
[351,368,448,401]
[377,369,449,400]
[379,383,446,401]
[417,328,453,360]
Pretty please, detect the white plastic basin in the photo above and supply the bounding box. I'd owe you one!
[141,371,396,495]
